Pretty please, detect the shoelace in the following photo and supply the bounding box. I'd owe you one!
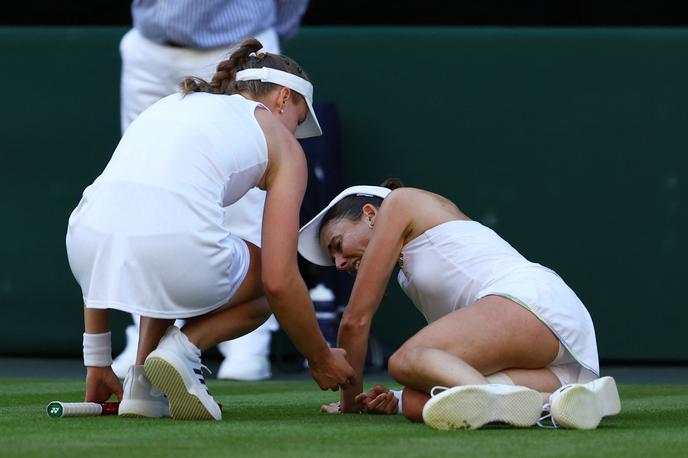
[537,403,560,429]
[193,364,213,393]
[536,383,576,428]
[430,386,450,397]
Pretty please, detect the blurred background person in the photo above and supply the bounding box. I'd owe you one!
[113,0,310,381]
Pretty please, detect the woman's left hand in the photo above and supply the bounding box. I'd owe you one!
[85,366,123,403]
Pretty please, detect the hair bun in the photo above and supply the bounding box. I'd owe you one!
[380,177,404,190]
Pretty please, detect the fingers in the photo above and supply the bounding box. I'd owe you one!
[367,392,388,412]
[364,392,397,415]
[372,384,388,396]
[339,375,354,390]
[319,381,338,391]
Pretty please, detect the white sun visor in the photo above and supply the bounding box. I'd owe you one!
[235,67,322,139]
[298,185,392,266]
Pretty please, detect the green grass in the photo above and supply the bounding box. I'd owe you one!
[1,379,686,458]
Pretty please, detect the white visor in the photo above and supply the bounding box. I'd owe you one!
[298,185,392,266]
[235,67,322,139]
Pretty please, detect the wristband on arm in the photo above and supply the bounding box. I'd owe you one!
[83,332,112,367]
[390,389,404,415]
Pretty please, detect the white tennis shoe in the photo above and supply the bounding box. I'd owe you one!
[119,365,170,418]
[541,376,621,430]
[422,384,544,430]
[144,326,222,421]
[111,325,138,379]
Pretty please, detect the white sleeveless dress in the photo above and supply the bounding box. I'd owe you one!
[397,220,599,377]
[66,93,268,319]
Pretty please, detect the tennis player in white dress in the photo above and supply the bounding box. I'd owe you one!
[67,39,353,421]
[298,180,620,430]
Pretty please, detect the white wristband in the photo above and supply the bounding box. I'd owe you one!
[390,389,404,415]
[83,332,112,367]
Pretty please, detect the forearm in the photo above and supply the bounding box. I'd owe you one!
[338,317,371,412]
[265,275,330,364]
[84,307,110,334]
[83,307,112,367]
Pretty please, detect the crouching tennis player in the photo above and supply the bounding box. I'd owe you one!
[66,39,353,421]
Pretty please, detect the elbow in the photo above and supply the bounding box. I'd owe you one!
[261,270,294,300]
[339,314,371,336]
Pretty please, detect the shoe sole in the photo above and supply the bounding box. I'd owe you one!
[118,400,169,418]
[422,385,543,430]
[550,385,599,429]
[144,356,219,421]
[595,376,622,417]
[550,376,621,429]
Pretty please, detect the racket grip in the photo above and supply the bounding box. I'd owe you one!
[47,401,119,417]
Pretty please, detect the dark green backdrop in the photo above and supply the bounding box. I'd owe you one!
[0,27,685,361]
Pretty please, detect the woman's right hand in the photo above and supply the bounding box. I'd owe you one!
[308,347,355,391]
[85,366,123,403]
[355,384,399,415]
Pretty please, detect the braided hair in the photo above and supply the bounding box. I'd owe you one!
[180,38,310,102]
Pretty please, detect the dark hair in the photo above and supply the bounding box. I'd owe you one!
[319,178,405,233]
[180,38,309,102]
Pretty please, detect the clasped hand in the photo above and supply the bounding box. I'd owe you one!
[320,384,399,415]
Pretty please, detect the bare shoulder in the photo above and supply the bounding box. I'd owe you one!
[382,187,435,210]
[382,187,467,241]
[377,188,425,239]
[253,107,304,161]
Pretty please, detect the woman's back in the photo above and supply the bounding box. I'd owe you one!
[99,92,268,208]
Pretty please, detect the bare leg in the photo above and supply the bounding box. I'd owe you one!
[502,368,562,393]
[390,347,489,393]
[183,297,271,351]
[388,295,559,393]
[401,388,430,423]
[396,367,562,422]
[136,317,174,365]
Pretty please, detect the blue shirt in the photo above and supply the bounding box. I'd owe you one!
[132,0,309,49]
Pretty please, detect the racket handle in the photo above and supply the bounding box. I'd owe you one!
[47,401,119,417]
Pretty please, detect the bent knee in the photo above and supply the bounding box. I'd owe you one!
[388,346,428,383]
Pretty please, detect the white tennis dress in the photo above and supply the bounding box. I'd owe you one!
[397,220,599,377]
[66,93,268,319]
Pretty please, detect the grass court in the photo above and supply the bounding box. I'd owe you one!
[1,378,686,458]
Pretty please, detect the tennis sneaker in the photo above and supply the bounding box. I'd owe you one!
[144,326,222,421]
[111,324,138,379]
[119,365,170,418]
[542,376,621,430]
[422,384,543,430]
